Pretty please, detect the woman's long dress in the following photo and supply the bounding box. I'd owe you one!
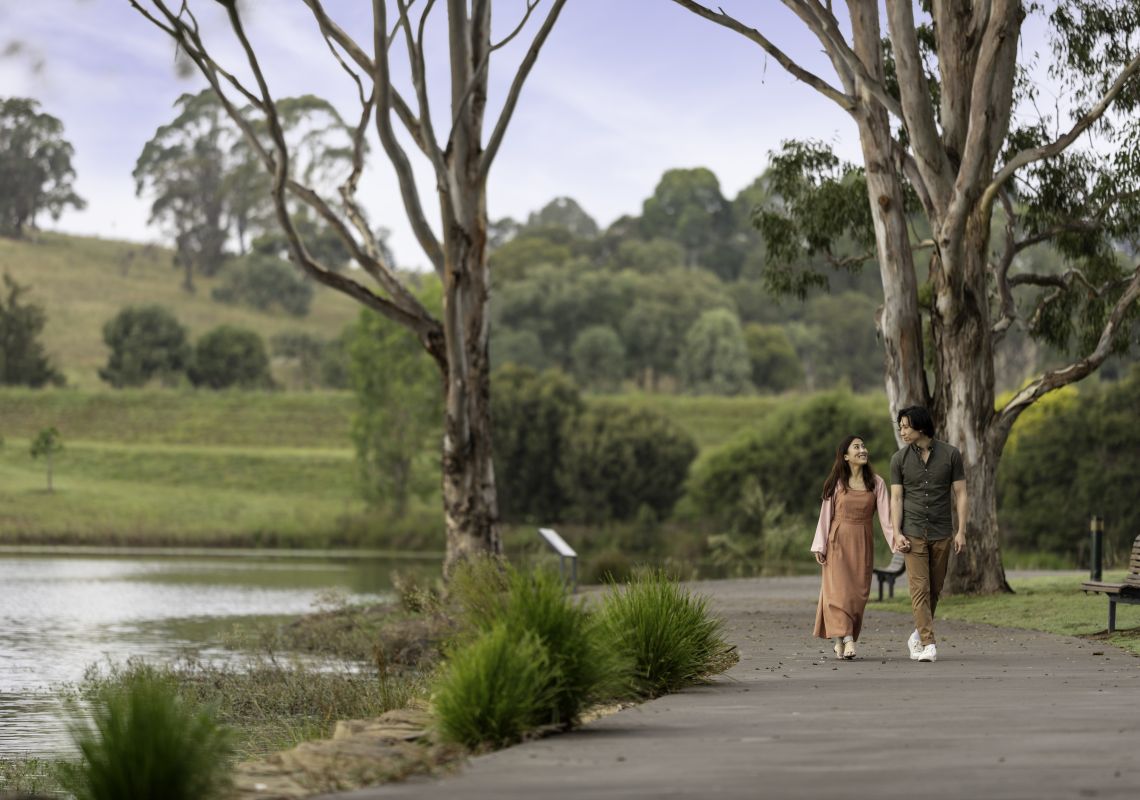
[813,487,875,641]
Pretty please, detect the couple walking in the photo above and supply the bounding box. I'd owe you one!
[810,406,967,661]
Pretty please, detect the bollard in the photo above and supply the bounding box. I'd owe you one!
[1090,515,1104,582]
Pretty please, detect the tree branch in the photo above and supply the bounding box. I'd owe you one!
[981,51,1140,215]
[480,0,569,181]
[371,0,445,273]
[667,1,855,111]
[992,262,1140,447]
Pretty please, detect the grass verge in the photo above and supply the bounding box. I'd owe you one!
[881,572,1140,656]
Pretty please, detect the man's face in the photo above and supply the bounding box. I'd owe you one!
[898,417,916,444]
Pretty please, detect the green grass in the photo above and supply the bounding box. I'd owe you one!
[881,572,1140,655]
[0,232,359,389]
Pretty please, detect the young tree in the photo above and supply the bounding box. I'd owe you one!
[679,308,753,395]
[348,280,443,517]
[29,426,63,493]
[672,0,1140,592]
[0,97,85,238]
[129,1,569,574]
[0,273,65,387]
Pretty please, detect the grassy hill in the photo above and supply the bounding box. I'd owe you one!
[0,232,360,388]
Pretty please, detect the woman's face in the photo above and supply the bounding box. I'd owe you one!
[844,438,869,468]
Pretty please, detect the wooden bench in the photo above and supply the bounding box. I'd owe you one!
[1081,534,1140,633]
[872,552,906,601]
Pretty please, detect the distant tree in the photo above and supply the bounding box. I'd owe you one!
[29,426,62,492]
[641,168,742,278]
[491,365,583,523]
[0,97,85,238]
[189,325,272,389]
[570,325,626,392]
[799,292,884,391]
[99,305,191,388]
[488,230,575,283]
[525,197,599,238]
[559,407,698,522]
[0,273,64,387]
[135,90,356,291]
[611,238,687,273]
[679,309,753,395]
[743,323,803,393]
[491,328,547,371]
[211,252,314,316]
[348,280,443,516]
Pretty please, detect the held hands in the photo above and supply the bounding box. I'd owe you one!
[953,531,966,554]
[813,551,826,566]
[893,534,910,553]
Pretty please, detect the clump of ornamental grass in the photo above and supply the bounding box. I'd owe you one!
[598,569,737,697]
[56,665,234,800]
[431,623,555,750]
[450,557,632,721]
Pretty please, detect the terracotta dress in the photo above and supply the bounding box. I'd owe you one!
[813,487,877,641]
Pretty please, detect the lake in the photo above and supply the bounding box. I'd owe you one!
[0,548,438,758]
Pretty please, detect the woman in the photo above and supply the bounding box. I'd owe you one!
[810,435,901,659]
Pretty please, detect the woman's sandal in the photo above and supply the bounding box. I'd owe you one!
[833,641,844,660]
[843,640,857,659]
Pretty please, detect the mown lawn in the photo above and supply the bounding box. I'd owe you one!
[881,573,1140,656]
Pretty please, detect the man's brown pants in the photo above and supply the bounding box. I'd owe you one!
[903,536,952,646]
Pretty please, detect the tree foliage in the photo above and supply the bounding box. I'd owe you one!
[99,305,191,388]
[0,97,85,238]
[188,325,272,389]
[679,309,753,395]
[0,272,64,387]
[348,279,443,516]
[210,252,314,317]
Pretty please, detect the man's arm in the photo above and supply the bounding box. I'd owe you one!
[890,484,907,551]
[952,479,968,554]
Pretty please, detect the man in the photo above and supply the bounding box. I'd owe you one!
[889,406,967,663]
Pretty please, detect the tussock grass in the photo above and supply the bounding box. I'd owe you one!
[58,666,235,800]
[431,623,554,750]
[598,570,738,697]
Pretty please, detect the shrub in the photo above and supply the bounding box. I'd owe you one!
[570,325,626,391]
[559,406,697,522]
[431,623,554,750]
[99,305,191,388]
[492,365,583,523]
[189,325,273,389]
[686,389,893,528]
[211,253,313,316]
[582,547,634,585]
[57,666,234,800]
[597,571,736,697]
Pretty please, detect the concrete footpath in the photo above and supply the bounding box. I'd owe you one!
[320,576,1139,800]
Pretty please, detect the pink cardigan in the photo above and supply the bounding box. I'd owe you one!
[809,473,896,555]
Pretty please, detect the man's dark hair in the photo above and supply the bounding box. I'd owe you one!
[897,405,935,438]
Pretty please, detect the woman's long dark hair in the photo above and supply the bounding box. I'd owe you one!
[821,435,877,501]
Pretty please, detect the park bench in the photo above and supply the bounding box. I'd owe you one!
[872,552,906,601]
[1081,533,1140,633]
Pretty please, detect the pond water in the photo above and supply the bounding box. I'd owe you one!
[0,549,437,758]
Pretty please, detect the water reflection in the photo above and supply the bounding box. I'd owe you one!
[0,551,436,757]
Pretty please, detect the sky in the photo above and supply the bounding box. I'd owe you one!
[0,1,1053,272]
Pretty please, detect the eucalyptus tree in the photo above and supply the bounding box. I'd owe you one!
[672,0,1140,592]
[0,97,85,238]
[129,0,568,574]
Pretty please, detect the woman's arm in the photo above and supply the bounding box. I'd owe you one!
[810,496,831,560]
[873,475,898,551]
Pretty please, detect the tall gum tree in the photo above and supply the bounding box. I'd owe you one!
[671,0,1140,592]
[130,0,568,576]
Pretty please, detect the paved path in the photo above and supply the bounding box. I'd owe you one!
[322,576,1139,800]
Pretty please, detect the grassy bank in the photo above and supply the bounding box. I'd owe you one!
[0,386,803,548]
[0,232,358,389]
[882,572,1140,655]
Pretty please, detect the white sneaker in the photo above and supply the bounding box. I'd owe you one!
[917,643,937,662]
[907,629,922,660]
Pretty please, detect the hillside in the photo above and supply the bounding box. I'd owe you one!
[0,232,361,388]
